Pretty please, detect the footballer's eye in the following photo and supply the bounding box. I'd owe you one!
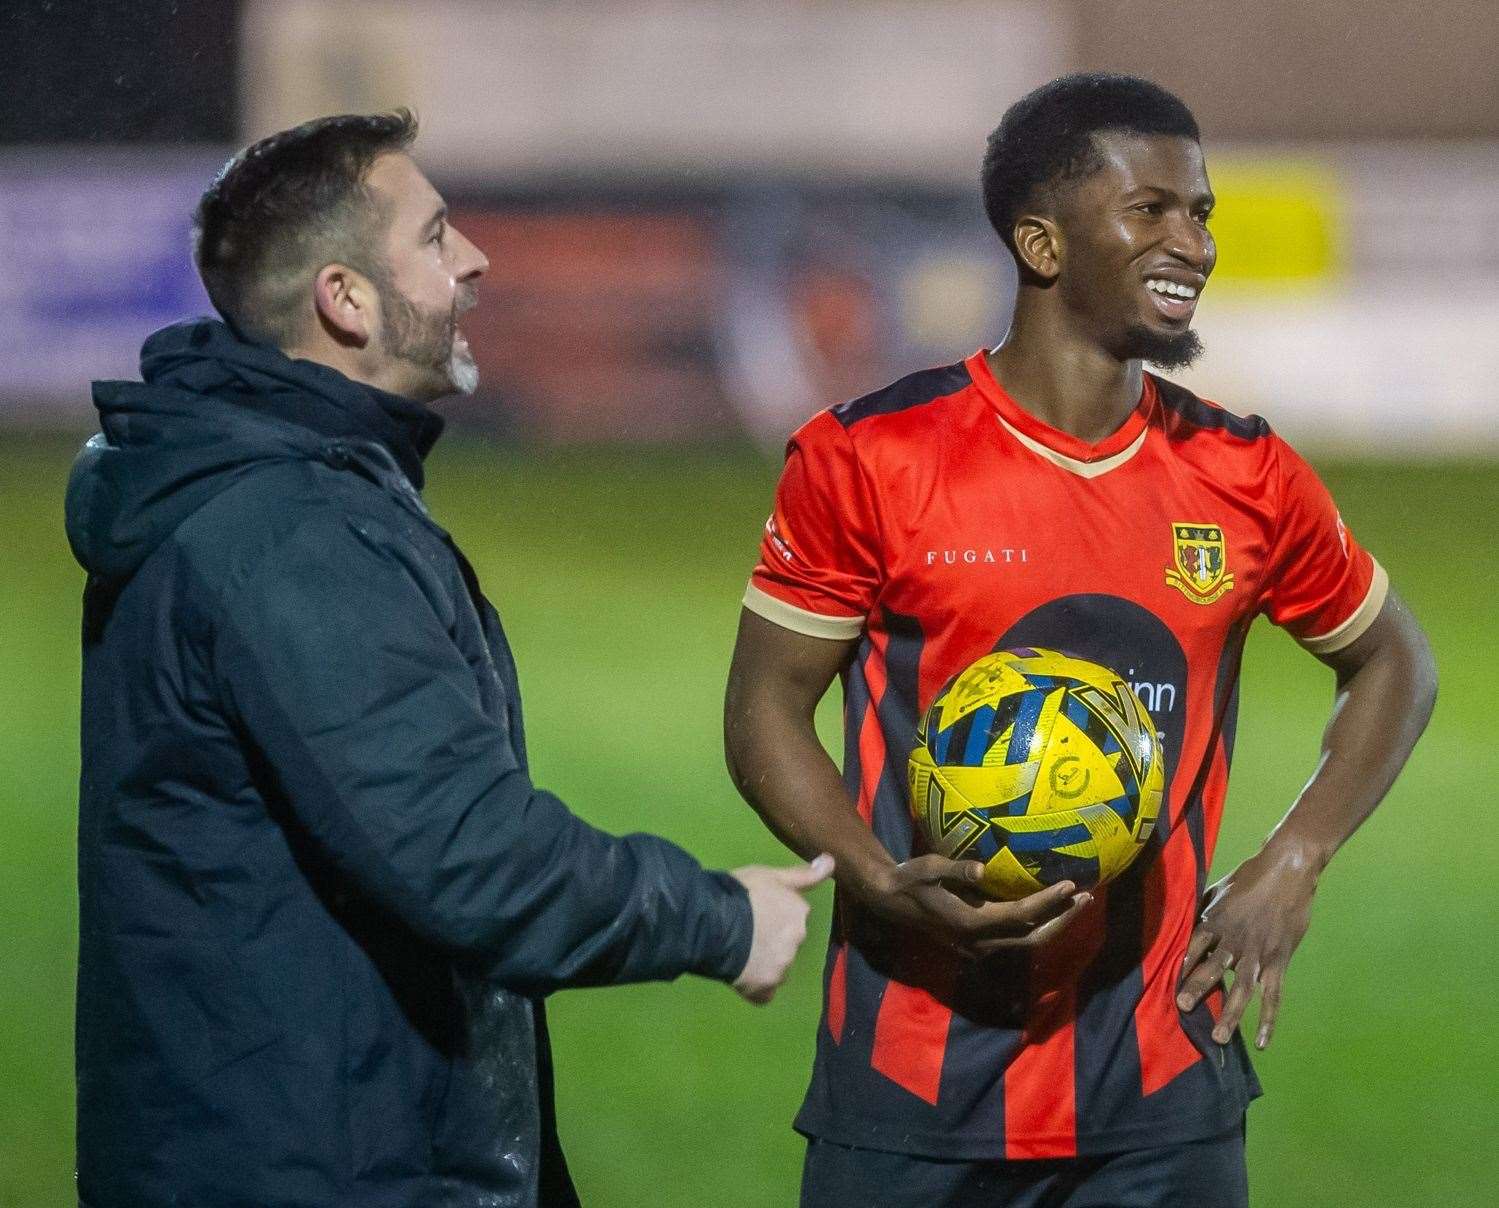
[1133,202,1164,218]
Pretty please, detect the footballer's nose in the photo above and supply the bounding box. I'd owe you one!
[1164,217,1214,278]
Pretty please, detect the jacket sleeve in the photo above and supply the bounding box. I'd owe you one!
[211,507,752,996]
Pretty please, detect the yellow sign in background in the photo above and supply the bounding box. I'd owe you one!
[1206,159,1345,282]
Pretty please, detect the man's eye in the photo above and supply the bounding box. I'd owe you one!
[1135,203,1163,217]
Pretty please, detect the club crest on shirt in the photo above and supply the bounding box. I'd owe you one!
[1166,522,1235,605]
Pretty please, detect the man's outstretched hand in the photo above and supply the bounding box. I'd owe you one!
[731,854,835,1004]
[1177,840,1323,1049]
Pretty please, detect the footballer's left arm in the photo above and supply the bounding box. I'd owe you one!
[1177,587,1437,1048]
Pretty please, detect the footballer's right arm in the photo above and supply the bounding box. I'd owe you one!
[724,608,1091,958]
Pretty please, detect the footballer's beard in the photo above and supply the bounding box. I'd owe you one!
[1116,323,1204,371]
[378,283,480,399]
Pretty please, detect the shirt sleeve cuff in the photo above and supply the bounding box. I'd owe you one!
[698,870,754,983]
[1298,559,1389,655]
[742,582,865,641]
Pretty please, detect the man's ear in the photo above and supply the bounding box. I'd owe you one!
[1013,215,1062,283]
[312,263,376,347]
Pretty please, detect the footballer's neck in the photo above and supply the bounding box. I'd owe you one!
[986,301,1144,446]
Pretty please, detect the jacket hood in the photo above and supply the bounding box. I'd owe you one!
[66,318,444,584]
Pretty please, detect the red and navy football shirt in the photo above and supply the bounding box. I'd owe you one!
[745,350,1385,1160]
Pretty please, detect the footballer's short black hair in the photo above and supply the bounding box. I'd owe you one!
[981,74,1200,258]
[193,110,418,347]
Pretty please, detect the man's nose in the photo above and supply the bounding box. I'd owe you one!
[452,227,489,280]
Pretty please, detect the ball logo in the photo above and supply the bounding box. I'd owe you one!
[1165,522,1235,605]
[1049,754,1089,799]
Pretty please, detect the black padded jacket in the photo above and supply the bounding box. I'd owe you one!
[66,319,752,1208]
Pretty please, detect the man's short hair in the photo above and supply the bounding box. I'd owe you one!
[981,74,1200,258]
[193,110,418,347]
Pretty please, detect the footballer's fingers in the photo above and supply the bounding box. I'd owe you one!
[996,879,1078,925]
[1255,966,1285,1050]
[1018,891,1093,947]
[889,853,987,892]
[972,890,1093,954]
[897,882,1026,957]
[961,880,1078,939]
[1179,927,1218,983]
[1176,942,1236,1011]
[1212,960,1257,1044]
[935,857,989,896]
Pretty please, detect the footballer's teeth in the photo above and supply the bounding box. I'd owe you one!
[1146,279,1199,299]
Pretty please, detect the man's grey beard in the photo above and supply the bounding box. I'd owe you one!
[378,280,480,398]
[447,344,480,396]
[1117,324,1204,372]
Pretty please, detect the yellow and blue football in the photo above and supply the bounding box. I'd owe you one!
[908,648,1165,901]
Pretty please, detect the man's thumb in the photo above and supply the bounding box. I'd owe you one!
[779,853,835,891]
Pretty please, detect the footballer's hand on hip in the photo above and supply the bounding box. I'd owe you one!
[866,855,1093,960]
[1176,839,1321,1050]
[731,853,835,1004]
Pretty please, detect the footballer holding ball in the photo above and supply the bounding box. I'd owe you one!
[726,74,1436,1206]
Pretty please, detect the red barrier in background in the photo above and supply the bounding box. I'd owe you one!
[448,206,734,442]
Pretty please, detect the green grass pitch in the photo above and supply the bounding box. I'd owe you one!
[2,434,1494,1206]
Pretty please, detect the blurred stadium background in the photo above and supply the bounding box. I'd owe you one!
[3,2,1496,1204]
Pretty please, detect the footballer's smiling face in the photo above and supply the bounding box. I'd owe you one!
[1049,131,1216,369]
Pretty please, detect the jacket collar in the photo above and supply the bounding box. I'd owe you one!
[139,318,445,489]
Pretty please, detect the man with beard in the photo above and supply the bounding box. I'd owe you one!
[724,75,1435,1206]
[68,111,831,1208]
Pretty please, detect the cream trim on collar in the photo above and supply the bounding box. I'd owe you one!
[995,414,1149,479]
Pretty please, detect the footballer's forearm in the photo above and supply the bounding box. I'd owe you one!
[724,610,901,899]
[1263,588,1437,873]
[726,685,902,895]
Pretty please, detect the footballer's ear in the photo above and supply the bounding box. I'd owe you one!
[1013,215,1061,283]
[312,262,376,347]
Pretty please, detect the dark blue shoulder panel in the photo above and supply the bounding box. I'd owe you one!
[1152,375,1270,440]
[830,362,972,430]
